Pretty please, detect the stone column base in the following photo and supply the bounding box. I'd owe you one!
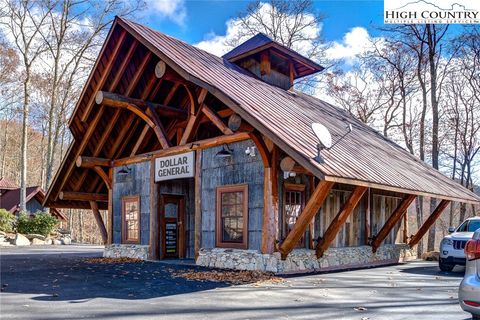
[196,244,417,274]
[104,244,149,260]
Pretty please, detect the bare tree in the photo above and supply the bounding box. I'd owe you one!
[0,0,53,210]
[41,0,143,189]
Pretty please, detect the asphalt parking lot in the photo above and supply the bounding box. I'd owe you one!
[0,245,473,320]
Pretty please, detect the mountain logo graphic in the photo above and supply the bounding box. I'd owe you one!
[384,0,480,24]
[394,0,475,11]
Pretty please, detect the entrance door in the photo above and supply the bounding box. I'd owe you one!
[161,195,185,259]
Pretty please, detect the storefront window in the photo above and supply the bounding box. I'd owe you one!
[122,195,140,243]
[216,184,248,249]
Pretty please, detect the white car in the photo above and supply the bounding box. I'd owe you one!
[459,228,480,319]
[439,217,480,272]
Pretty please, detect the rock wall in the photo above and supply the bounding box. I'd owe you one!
[104,244,149,260]
[196,244,417,274]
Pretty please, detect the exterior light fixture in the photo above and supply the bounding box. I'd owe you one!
[245,146,256,157]
[216,144,233,158]
[117,166,131,176]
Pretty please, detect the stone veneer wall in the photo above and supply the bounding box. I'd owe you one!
[104,244,149,260]
[196,244,417,274]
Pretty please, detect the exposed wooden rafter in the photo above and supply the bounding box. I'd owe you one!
[202,104,234,135]
[56,109,105,198]
[316,186,367,258]
[179,88,208,145]
[370,194,416,253]
[278,180,334,259]
[81,36,136,122]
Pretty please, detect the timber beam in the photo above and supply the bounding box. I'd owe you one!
[95,91,188,119]
[76,156,111,168]
[90,201,108,244]
[113,132,251,167]
[93,166,112,190]
[371,194,416,253]
[408,199,450,248]
[59,191,108,202]
[278,180,334,260]
[316,186,368,258]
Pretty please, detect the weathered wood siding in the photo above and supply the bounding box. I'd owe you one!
[371,194,402,244]
[159,179,195,258]
[201,139,264,250]
[112,161,151,245]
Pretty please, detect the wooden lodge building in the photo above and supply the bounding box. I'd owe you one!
[44,17,480,273]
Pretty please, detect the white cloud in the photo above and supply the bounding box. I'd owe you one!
[145,0,187,26]
[325,27,372,64]
[195,2,321,57]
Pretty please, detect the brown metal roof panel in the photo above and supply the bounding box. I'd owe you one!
[118,18,479,203]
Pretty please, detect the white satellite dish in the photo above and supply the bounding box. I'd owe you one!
[312,123,332,150]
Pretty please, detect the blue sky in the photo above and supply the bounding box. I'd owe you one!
[143,0,385,46]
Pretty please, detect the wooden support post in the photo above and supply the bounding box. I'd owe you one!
[202,105,234,135]
[403,207,409,243]
[371,194,416,253]
[194,150,202,260]
[408,199,450,248]
[278,181,334,260]
[107,168,113,245]
[90,201,108,244]
[309,175,316,249]
[260,51,271,75]
[59,191,108,202]
[261,167,275,254]
[149,159,159,260]
[316,186,368,258]
[364,188,371,245]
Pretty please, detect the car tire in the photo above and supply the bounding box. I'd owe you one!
[439,259,454,272]
[472,314,480,320]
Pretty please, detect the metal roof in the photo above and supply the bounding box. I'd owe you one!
[223,33,273,60]
[1,186,65,220]
[222,32,324,79]
[117,17,480,204]
[0,177,18,190]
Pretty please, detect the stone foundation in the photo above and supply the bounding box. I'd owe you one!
[196,244,417,274]
[104,244,149,260]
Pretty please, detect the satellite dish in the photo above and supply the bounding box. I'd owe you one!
[312,123,332,149]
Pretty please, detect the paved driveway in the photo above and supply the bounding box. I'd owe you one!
[0,246,473,320]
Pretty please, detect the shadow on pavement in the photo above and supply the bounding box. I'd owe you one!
[1,249,229,302]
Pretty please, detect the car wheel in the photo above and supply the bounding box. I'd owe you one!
[472,314,480,320]
[438,260,454,272]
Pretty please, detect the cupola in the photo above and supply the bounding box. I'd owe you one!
[223,33,323,90]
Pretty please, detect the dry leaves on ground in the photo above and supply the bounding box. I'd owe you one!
[84,257,143,264]
[170,269,284,285]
